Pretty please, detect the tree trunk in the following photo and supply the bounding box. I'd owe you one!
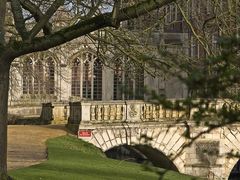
[0,61,10,180]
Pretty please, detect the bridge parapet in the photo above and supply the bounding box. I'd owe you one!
[71,100,240,179]
[69,99,240,125]
[90,101,126,123]
[68,100,190,124]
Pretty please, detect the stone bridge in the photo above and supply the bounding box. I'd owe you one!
[67,100,240,180]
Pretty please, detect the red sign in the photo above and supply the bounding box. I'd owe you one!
[78,129,92,137]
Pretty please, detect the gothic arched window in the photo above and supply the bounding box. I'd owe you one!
[113,62,123,100]
[71,58,81,97]
[23,59,33,94]
[134,66,144,100]
[82,60,92,99]
[46,58,55,95]
[34,60,44,94]
[113,59,144,100]
[124,63,135,100]
[71,52,102,100]
[22,56,55,96]
[93,59,102,100]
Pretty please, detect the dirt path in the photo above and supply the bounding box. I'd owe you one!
[7,125,68,170]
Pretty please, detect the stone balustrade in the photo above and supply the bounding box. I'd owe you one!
[90,101,126,123]
[68,99,240,125]
[68,100,190,124]
[13,99,238,125]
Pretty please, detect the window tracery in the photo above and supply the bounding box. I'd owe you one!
[71,58,81,97]
[46,58,55,95]
[71,51,102,100]
[22,57,55,96]
[34,60,44,94]
[23,59,33,95]
[113,59,144,100]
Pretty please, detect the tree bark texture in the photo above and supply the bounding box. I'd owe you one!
[0,0,7,45]
[0,61,10,180]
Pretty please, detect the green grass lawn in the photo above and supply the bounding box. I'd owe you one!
[9,136,202,180]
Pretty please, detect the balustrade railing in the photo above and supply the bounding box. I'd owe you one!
[37,99,240,125]
[68,100,191,124]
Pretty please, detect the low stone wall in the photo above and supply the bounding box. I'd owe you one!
[8,102,68,125]
[9,105,42,118]
[40,102,69,124]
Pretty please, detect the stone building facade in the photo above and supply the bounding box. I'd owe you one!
[9,37,188,106]
[10,0,227,105]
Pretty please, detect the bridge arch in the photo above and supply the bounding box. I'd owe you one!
[88,126,186,173]
[105,144,179,171]
[222,127,240,178]
[228,159,240,180]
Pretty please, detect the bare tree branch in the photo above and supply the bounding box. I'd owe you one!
[10,0,28,40]
[11,13,114,57]
[11,0,176,58]
[86,1,101,17]
[176,2,211,56]
[28,0,64,41]
[118,0,176,21]
[112,0,121,28]
[20,0,52,36]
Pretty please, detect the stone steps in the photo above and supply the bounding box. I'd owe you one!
[7,125,67,170]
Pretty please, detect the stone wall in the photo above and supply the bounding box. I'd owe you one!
[9,105,42,119]
[8,102,68,124]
